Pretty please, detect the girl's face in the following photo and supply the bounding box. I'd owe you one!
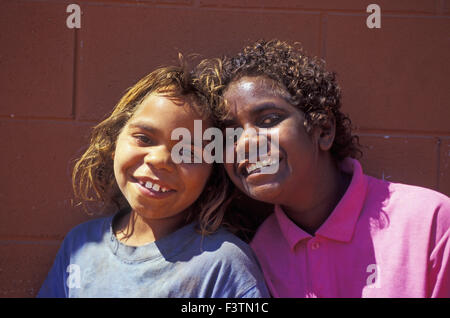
[222,76,323,206]
[113,93,212,223]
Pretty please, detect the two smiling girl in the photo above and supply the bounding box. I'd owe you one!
[39,40,450,298]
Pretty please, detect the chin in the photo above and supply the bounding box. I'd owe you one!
[244,182,283,205]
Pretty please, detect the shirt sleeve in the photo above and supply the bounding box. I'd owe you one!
[428,228,450,298]
[427,198,450,298]
[36,243,68,298]
[220,244,271,298]
[239,284,271,298]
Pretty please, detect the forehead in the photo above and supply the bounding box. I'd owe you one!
[225,76,287,100]
[223,76,292,117]
[129,93,208,129]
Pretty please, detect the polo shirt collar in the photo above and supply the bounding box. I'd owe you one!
[275,204,311,249]
[275,158,368,250]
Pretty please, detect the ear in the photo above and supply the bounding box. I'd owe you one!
[317,113,336,152]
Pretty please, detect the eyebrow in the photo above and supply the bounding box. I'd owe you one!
[128,121,209,147]
[248,102,282,116]
[127,122,159,134]
[222,102,285,127]
[222,117,239,127]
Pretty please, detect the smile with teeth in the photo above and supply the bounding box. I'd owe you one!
[139,180,172,193]
[246,158,276,174]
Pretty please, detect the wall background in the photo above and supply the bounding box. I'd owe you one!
[0,0,449,297]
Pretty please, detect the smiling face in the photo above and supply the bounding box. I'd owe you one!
[223,76,328,206]
[113,93,213,223]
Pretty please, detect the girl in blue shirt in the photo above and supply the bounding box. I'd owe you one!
[38,64,269,298]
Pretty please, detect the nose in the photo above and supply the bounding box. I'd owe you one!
[144,145,175,172]
[233,126,278,164]
[234,126,260,163]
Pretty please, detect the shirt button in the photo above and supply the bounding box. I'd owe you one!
[311,242,320,250]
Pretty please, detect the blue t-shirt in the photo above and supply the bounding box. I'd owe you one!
[37,213,270,297]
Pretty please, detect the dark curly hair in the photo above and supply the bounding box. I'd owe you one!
[193,39,362,162]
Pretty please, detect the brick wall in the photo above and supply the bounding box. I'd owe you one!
[0,0,449,297]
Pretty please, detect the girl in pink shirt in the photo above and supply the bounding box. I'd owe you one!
[193,39,450,297]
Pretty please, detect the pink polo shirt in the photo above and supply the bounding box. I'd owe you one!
[251,158,450,298]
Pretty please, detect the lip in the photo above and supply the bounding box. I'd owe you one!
[133,176,175,191]
[132,176,176,199]
[236,156,283,178]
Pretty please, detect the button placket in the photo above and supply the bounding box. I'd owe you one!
[307,238,325,297]
[311,241,320,250]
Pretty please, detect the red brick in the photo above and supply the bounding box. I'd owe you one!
[199,0,436,13]
[444,0,450,14]
[358,135,439,190]
[0,1,74,118]
[439,138,450,197]
[326,15,450,133]
[0,120,97,238]
[0,241,60,297]
[76,5,321,121]
[139,0,193,4]
[77,0,193,5]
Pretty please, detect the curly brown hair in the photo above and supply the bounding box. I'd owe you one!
[71,64,235,236]
[193,39,362,162]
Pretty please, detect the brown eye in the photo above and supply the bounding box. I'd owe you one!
[259,114,283,127]
[134,135,152,145]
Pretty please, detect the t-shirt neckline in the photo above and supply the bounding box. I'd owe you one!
[106,211,198,263]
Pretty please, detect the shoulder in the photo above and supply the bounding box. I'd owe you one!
[60,215,112,254]
[389,180,448,206]
[368,177,450,215]
[191,227,269,297]
[41,215,112,274]
[189,227,264,276]
[198,227,258,263]
[65,215,111,239]
[366,177,450,237]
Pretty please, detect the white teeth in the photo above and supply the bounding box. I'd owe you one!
[143,181,169,193]
[145,181,153,189]
[246,158,273,174]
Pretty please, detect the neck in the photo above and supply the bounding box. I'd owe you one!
[113,209,187,246]
[282,156,351,235]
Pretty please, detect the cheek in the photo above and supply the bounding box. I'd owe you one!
[112,147,123,180]
[181,164,213,196]
[113,143,140,185]
[281,136,317,179]
[279,120,313,154]
[113,154,128,192]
